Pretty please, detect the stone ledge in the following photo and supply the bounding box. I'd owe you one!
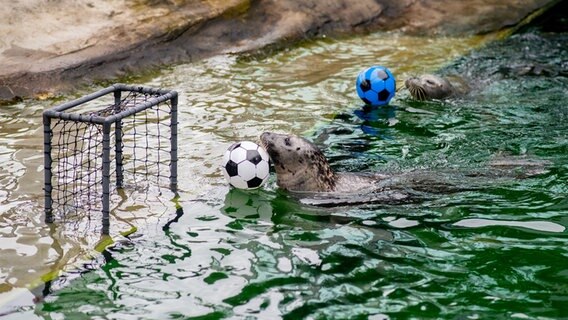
[0,0,558,103]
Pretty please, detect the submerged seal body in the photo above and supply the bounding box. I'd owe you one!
[259,132,456,205]
[259,132,548,206]
[404,74,469,101]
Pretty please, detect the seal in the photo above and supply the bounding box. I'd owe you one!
[404,74,469,101]
[259,132,549,206]
[259,131,381,193]
[259,131,464,205]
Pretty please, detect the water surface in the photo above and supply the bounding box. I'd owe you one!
[0,31,567,319]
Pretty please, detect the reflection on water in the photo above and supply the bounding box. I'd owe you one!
[454,218,565,233]
[1,30,567,318]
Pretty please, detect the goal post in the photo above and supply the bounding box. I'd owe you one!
[43,84,178,234]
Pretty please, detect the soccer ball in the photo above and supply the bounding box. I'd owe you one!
[221,141,270,190]
[356,66,396,106]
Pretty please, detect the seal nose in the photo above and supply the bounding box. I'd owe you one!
[260,132,271,142]
[260,132,274,149]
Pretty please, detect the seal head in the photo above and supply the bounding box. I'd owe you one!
[260,132,336,192]
[404,74,457,100]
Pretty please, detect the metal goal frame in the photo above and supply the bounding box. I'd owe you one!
[43,84,178,234]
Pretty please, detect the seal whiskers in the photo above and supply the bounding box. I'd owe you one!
[409,85,427,101]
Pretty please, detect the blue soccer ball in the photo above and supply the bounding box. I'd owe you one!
[356,66,396,106]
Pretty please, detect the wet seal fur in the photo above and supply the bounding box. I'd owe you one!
[404,74,470,101]
[259,132,549,206]
[260,132,387,193]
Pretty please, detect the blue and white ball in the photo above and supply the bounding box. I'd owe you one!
[222,141,270,190]
[356,66,396,106]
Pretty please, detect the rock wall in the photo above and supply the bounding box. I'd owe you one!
[0,0,560,103]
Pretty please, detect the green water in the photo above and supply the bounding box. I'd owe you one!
[0,30,567,319]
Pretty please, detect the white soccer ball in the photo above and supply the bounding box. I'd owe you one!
[221,141,270,190]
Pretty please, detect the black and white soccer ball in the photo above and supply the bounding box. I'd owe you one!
[221,141,270,190]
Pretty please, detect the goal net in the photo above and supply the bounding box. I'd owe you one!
[43,84,178,234]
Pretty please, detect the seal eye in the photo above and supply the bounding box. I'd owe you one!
[426,79,435,85]
[284,137,291,146]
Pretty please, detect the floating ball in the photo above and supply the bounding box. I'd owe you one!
[221,141,270,190]
[356,66,396,106]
